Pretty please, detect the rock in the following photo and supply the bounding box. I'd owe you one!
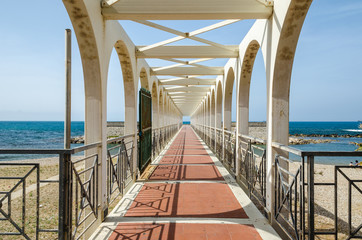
[290,133,362,138]
[70,136,84,144]
[289,137,336,145]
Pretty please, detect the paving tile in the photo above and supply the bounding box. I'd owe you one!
[168,145,205,150]
[149,165,223,181]
[103,126,274,240]
[159,155,214,164]
[108,223,263,240]
[165,149,209,155]
[124,183,248,218]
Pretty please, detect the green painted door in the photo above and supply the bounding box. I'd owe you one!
[139,88,152,172]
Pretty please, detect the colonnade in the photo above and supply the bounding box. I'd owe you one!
[62,0,312,234]
[190,0,313,215]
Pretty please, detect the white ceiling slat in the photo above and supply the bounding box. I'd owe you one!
[134,20,186,36]
[169,92,208,96]
[101,1,270,115]
[166,86,210,92]
[152,66,223,76]
[189,36,234,51]
[188,19,241,36]
[154,58,214,72]
[135,20,241,52]
[138,36,185,52]
[160,78,216,86]
[152,63,184,71]
[137,45,238,58]
[102,0,273,20]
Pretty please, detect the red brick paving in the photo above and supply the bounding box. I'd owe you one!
[165,149,209,155]
[159,155,214,164]
[149,165,223,181]
[168,145,205,150]
[124,183,248,218]
[108,126,264,240]
[108,223,263,240]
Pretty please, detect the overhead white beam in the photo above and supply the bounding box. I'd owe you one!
[152,66,223,76]
[160,78,215,86]
[166,87,210,92]
[135,20,240,52]
[171,96,205,99]
[102,0,272,20]
[168,92,207,96]
[136,46,238,59]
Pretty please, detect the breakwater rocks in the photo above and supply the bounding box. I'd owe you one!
[70,136,124,144]
[292,133,362,138]
[289,137,336,145]
[71,136,85,144]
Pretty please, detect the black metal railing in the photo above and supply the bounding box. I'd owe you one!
[0,163,40,240]
[224,130,236,173]
[272,143,362,240]
[192,123,362,240]
[106,134,135,207]
[238,134,267,213]
[0,140,132,240]
[0,123,181,240]
[215,127,223,160]
[152,124,179,159]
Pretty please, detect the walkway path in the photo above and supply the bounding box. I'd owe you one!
[91,125,280,239]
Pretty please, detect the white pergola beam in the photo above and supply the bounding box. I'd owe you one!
[171,96,205,99]
[166,87,210,92]
[171,95,205,99]
[152,66,223,76]
[137,46,238,58]
[135,20,240,52]
[102,0,272,20]
[160,78,215,85]
[173,99,205,102]
[168,92,207,96]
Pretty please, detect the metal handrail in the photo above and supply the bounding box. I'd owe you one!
[239,133,266,145]
[107,133,135,144]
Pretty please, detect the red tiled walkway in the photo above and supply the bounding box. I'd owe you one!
[108,223,262,240]
[98,125,280,240]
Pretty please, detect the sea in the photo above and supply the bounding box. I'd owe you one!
[0,121,361,164]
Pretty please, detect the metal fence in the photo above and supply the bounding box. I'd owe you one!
[238,134,267,214]
[106,134,135,208]
[0,123,182,240]
[192,123,362,240]
[224,130,236,174]
[152,124,178,158]
[272,144,362,240]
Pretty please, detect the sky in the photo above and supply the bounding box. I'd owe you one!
[0,0,361,122]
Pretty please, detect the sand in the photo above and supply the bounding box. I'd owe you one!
[289,162,362,238]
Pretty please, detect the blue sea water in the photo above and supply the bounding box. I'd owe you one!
[0,121,84,161]
[289,121,362,135]
[0,121,361,164]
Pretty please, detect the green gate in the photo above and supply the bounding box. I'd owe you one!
[138,88,152,172]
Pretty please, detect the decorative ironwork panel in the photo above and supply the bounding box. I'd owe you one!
[0,163,40,240]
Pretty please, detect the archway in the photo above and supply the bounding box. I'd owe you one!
[224,67,235,131]
[238,40,263,135]
[151,81,158,128]
[107,48,126,137]
[216,81,223,129]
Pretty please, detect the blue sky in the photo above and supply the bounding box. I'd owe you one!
[0,0,361,122]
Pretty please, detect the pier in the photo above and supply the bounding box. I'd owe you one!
[0,0,361,239]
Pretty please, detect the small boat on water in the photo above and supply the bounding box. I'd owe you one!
[359,121,362,129]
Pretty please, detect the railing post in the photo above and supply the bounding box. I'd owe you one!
[59,153,72,240]
[307,155,315,240]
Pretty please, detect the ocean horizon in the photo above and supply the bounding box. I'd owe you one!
[0,121,361,164]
